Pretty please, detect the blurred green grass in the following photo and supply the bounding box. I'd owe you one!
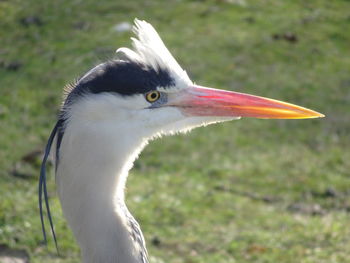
[0,0,349,262]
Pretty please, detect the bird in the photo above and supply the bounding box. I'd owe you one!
[39,19,324,263]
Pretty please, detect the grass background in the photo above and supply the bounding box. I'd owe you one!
[1,0,349,262]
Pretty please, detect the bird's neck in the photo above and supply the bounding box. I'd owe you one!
[56,119,149,263]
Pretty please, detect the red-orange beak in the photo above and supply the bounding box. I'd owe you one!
[170,85,324,119]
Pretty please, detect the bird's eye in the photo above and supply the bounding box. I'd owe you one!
[145,91,161,103]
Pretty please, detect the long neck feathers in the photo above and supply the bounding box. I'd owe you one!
[55,115,149,263]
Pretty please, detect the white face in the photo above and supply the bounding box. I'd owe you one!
[65,86,236,142]
[66,79,322,145]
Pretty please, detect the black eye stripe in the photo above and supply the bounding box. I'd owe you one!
[64,60,175,105]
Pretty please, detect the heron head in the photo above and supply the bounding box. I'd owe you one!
[62,19,323,141]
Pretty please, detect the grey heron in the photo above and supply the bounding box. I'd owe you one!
[39,19,324,263]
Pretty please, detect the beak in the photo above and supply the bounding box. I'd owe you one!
[169,85,324,119]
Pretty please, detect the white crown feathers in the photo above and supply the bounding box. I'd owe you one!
[116,19,192,88]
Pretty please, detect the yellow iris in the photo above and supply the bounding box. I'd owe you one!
[145,91,160,103]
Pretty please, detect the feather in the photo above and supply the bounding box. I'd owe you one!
[62,80,78,106]
[39,121,59,253]
[116,19,192,88]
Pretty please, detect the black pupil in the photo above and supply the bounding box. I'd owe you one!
[151,93,157,99]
